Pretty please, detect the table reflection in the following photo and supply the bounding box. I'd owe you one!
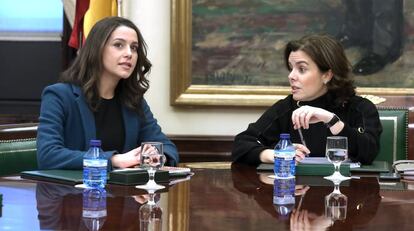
[83,188,107,231]
[324,179,348,226]
[139,191,163,231]
[36,182,84,230]
[231,163,381,230]
[1,164,399,230]
[231,164,287,222]
[35,182,153,230]
[273,178,296,218]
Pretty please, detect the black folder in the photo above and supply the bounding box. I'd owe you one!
[109,169,169,185]
[20,170,83,185]
[20,169,169,186]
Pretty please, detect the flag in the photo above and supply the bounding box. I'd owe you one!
[68,0,90,49]
[68,0,118,49]
[83,0,118,38]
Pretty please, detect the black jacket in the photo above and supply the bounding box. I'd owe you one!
[232,93,382,165]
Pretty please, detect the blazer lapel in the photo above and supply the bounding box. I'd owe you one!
[73,86,96,145]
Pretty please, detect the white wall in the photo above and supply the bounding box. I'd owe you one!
[124,0,266,136]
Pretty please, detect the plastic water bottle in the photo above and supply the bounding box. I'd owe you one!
[273,178,295,217]
[83,139,107,188]
[82,188,107,231]
[274,133,296,178]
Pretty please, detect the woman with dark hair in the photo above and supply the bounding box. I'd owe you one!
[37,17,178,169]
[232,34,381,166]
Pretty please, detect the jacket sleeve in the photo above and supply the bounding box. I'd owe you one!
[232,103,282,166]
[138,100,179,166]
[36,85,114,170]
[36,85,83,169]
[337,98,382,164]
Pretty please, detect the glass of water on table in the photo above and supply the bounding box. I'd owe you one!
[324,136,351,183]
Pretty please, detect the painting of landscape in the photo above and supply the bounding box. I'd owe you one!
[191,0,414,90]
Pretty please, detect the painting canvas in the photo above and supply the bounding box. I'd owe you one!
[171,0,414,107]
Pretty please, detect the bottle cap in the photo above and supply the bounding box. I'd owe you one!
[274,204,294,219]
[89,139,102,147]
[280,133,290,139]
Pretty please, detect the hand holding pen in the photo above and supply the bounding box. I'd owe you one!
[291,105,334,158]
[293,143,310,163]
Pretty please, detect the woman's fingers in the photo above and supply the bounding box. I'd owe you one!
[299,111,308,129]
[295,185,310,196]
[293,144,310,163]
[292,106,331,129]
[295,151,306,163]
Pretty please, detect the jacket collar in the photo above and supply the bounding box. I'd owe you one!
[70,84,139,152]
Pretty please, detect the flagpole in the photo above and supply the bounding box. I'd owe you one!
[78,31,83,49]
[117,0,123,17]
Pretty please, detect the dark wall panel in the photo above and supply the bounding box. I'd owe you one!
[0,40,61,115]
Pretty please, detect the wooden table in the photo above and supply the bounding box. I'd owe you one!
[1,163,414,230]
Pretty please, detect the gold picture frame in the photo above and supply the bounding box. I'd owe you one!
[171,0,414,107]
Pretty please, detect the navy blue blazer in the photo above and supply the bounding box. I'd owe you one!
[36,83,179,169]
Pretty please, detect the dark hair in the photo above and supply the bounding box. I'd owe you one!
[60,16,151,114]
[284,34,355,106]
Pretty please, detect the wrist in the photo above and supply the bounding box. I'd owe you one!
[325,114,340,128]
[330,120,345,135]
[260,149,274,163]
[110,154,120,168]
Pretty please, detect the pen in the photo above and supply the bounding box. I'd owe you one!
[297,128,309,157]
[297,193,305,211]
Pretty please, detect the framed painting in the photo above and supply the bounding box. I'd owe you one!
[171,0,414,107]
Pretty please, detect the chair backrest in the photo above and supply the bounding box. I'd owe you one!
[0,138,38,176]
[377,108,408,164]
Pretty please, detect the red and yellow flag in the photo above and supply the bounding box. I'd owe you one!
[68,0,90,49]
[83,0,118,38]
[68,0,118,49]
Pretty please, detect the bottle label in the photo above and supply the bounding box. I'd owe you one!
[83,159,107,188]
[274,155,295,160]
[274,155,296,178]
[274,150,295,159]
[83,210,107,218]
[84,159,108,167]
[273,196,295,205]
